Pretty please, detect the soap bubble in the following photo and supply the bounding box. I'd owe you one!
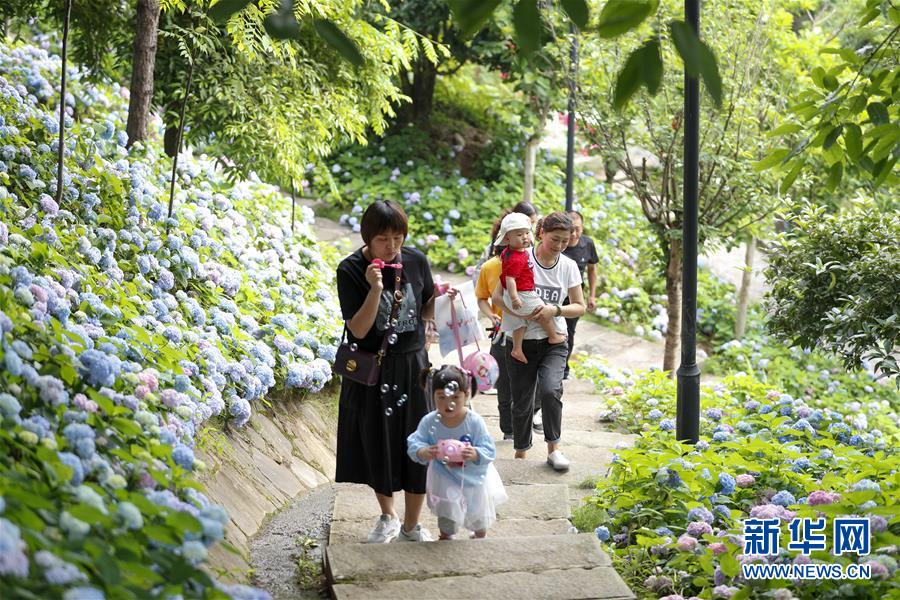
[441,456,450,465]
[408,309,416,317]
[380,384,389,393]
[567,526,578,535]
[387,333,398,345]
[349,343,358,351]
[429,426,436,435]
[449,402,456,410]
[392,384,398,391]
[384,407,393,416]
[443,386,454,397]
[400,394,408,401]
[390,318,399,327]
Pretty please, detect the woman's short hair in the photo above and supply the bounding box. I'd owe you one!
[511,200,537,218]
[360,200,408,244]
[537,212,574,237]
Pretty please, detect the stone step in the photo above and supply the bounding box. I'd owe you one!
[329,483,571,545]
[330,516,573,545]
[331,567,635,599]
[326,533,633,599]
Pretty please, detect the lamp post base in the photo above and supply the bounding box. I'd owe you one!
[676,363,701,443]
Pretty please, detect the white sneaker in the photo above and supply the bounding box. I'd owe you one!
[547,450,571,472]
[367,514,401,543]
[395,523,434,542]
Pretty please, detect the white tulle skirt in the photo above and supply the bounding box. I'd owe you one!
[426,462,508,532]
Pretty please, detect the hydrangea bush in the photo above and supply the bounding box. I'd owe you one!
[0,39,341,598]
[572,358,899,598]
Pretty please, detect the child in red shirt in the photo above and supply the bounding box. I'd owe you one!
[495,213,566,364]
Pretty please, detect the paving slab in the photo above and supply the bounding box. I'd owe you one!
[332,566,635,599]
[329,516,572,545]
[331,483,570,523]
[326,533,610,582]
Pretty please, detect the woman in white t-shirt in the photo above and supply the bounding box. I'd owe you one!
[491,212,584,471]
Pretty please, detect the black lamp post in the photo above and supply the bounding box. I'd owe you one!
[676,0,701,443]
[564,21,578,212]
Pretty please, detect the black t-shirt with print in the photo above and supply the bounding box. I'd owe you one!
[563,235,599,278]
[336,246,435,354]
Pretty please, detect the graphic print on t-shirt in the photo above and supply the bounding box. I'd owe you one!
[534,283,563,305]
[375,282,417,333]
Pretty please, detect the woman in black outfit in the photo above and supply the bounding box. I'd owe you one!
[335,200,451,543]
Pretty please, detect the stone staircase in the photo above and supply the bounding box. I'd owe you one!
[323,377,637,599]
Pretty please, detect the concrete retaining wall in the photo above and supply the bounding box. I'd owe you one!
[196,391,338,580]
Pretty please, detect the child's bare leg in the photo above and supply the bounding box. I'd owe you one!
[473,529,487,538]
[439,531,453,540]
[510,326,528,364]
[540,318,566,344]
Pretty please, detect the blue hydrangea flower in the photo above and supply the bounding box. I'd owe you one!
[172,444,195,470]
[659,418,675,431]
[594,526,610,541]
[78,349,122,387]
[718,473,736,495]
[771,490,796,507]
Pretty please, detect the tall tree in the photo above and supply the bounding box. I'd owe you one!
[763,0,899,196]
[578,0,805,372]
[126,0,161,147]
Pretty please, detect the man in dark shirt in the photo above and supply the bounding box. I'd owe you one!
[561,210,598,379]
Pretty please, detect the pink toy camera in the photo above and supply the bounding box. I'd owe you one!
[436,439,470,467]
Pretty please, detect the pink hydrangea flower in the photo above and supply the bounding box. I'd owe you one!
[736,474,755,488]
[676,534,698,552]
[807,490,839,505]
[749,503,795,521]
[766,389,780,400]
[134,385,150,399]
[138,370,159,391]
[709,542,728,555]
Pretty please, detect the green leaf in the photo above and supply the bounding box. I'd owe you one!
[513,0,542,55]
[313,20,364,68]
[166,511,203,534]
[613,40,662,109]
[720,552,740,577]
[866,102,889,124]
[597,0,654,38]
[843,123,863,159]
[208,0,252,24]
[144,524,180,545]
[826,161,843,191]
[448,0,503,38]
[112,417,143,438]
[60,363,78,386]
[767,123,802,137]
[561,0,590,29]
[669,20,721,106]
[753,148,790,171]
[823,125,843,150]
[780,159,805,194]
[68,504,109,526]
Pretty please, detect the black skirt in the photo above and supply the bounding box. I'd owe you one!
[335,348,429,496]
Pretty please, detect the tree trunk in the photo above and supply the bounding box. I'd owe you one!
[397,58,438,125]
[734,236,756,339]
[126,0,160,148]
[55,0,72,205]
[523,135,539,205]
[663,237,683,375]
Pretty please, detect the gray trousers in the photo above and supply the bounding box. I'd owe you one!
[506,338,567,451]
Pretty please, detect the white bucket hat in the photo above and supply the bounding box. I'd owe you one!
[493,212,533,247]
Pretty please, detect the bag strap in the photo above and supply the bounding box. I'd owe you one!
[341,252,404,363]
[376,252,404,365]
